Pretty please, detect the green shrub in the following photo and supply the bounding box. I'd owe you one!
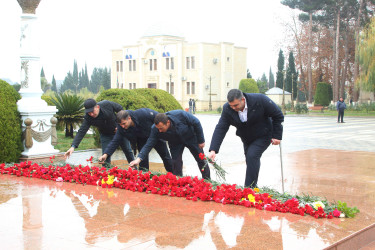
[97,88,182,112]
[314,82,331,106]
[295,103,309,114]
[217,106,223,113]
[133,88,182,112]
[0,80,23,163]
[239,79,259,93]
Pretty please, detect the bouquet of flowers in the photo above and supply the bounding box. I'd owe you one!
[199,152,227,182]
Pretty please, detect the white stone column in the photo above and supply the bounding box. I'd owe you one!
[17,0,58,157]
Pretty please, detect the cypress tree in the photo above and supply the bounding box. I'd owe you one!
[276,49,285,89]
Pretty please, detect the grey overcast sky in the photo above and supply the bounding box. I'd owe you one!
[0,0,294,83]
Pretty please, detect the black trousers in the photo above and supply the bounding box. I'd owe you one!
[338,110,344,122]
[244,136,271,188]
[137,138,173,172]
[169,143,210,180]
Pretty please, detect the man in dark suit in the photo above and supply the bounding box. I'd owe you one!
[129,110,210,179]
[64,99,134,167]
[208,89,284,187]
[99,109,173,172]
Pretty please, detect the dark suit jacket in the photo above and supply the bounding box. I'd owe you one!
[72,100,122,148]
[137,110,204,160]
[209,93,284,153]
[104,108,158,156]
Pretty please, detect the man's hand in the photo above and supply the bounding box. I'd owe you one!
[129,158,141,168]
[99,154,108,164]
[271,139,281,145]
[208,150,216,161]
[64,147,75,160]
[198,142,205,149]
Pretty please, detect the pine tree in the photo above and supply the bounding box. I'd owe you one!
[40,67,45,78]
[269,67,275,88]
[276,49,285,89]
[286,51,298,99]
[247,69,252,79]
[72,60,79,93]
[51,75,57,92]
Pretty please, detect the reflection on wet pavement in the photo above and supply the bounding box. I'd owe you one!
[1,116,375,249]
[1,148,375,249]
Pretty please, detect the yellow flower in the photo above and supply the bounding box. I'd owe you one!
[248,194,255,203]
[312,201,325,210]
[254,188,260,193]
[107,190,114,198]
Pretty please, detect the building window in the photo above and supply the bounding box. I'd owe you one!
[170,82,174,94]
[227,82,230,87]
[192,82,195,94]
[166,82,169,93]
[120,61,123,72]
[116,61,119,72]
[133,60,136,71]
[227,57,230,62]
[121,83,123,89]
[186,57,190,69]
[166,58,169,70]
[129,83,132,89]
[191,56,195,69]
[133,83,136,89]
[154,59,157,70]
[129,60,132,71]
[171,57,174,70]
[187,82,190,94]
[150,59,153,70]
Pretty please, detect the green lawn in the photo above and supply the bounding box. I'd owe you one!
[55,130,97,151]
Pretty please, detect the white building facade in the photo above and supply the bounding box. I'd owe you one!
[111,34,247,111]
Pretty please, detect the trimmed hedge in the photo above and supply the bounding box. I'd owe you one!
[239,78,259,93]
[314,82,331,106]
[0,80,23,162]
[96,88,182,112]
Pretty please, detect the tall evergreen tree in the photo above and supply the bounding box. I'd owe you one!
[269,67,275,88]
[72,60,79,93]
[103,67,111,90]
[285,51,298,99]
[261,73,268,86]
[40,67,45,78]
[60,72,74,93]
[247,69,252,79]
[51,75,57,92]
[276,49,285,89]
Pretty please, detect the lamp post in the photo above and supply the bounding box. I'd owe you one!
[209,76,212,111]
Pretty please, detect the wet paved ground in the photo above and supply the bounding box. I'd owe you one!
[1,115,375,249]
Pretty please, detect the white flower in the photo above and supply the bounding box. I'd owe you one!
[312,201,325,210]
[340,213,346,218]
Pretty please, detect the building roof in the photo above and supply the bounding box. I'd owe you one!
[142,23,183,38]
[265,87,291,95]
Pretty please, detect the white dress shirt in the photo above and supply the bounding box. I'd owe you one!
[238,98,248,122]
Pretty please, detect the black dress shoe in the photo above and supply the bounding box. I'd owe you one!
[341,121,345,123]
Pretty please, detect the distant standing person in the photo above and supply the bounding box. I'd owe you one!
[64,99,134,167]
[98,109,173,172]
[188,98,193,114]
[129,110,210,179]
[192,99,196,114]
[208,89,284,188]
[336,97,347,123]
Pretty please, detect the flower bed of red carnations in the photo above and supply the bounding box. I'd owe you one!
[0,160,344,219]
